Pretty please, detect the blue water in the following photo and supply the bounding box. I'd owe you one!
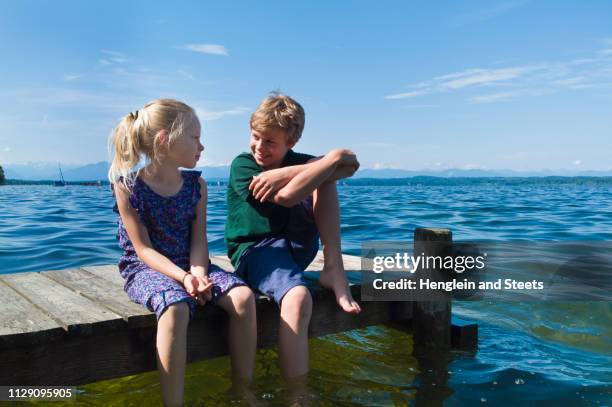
[1,181,611,405]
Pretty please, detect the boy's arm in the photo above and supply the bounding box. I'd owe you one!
[251,149,359,206]
[271,149,359,207]
[114,182,189,283]
[249,164,307,201]
[189,177,209,278]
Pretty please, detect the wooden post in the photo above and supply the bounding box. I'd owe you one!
[412,228,452,350]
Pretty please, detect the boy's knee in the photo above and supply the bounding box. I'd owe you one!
[280,285,312,321]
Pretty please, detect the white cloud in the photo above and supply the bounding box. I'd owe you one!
[438,66,543,89]
[386,46,612,104]
[195,107,248,121]
[372,162,394,169]
[468,91,520,104]
[178,70,194,80]
[573,160,582,166]
[552,76,586,86]
[384,90,428,100]
[181,44,228,56]
[3,147,10,153]
[62,74,82,81]
[99,50,129,65]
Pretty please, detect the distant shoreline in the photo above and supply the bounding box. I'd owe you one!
[3,176,612,187]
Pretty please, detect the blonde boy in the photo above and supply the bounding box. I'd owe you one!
[225,92,360,380]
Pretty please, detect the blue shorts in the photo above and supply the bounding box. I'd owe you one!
[236,198,319,305]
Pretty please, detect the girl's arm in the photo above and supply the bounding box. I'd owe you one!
[190,177,209,279]
[114,182,189,283]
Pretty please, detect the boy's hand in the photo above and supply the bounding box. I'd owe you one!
[328,149,359,168]
[334,163,359,179]
[249,170,288,202]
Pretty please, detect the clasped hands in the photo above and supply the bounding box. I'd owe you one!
[183,273,213,305]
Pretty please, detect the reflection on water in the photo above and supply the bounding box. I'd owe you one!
[1,181,611,405]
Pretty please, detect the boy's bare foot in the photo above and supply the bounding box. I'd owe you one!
[318,265,361,314]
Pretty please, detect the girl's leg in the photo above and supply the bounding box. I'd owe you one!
[215,285,257,383]
[156,301,190,407]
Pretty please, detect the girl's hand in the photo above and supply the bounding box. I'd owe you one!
[183,273,199,297]
[195,275,213,305]
[249,170,288,202]
[183,274,213,305]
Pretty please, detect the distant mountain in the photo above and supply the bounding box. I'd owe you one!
[2,162,81,181]
[353,168,612,178]
[3,162,612,181]
[3,162,231,181]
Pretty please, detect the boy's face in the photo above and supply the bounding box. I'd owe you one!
[250,128,295,169]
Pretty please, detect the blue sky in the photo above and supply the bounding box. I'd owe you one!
[1,0,611,171]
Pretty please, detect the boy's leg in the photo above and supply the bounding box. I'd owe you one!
[236,241,314,381]
[313,181,361,313]
[215,285,257,384]
[156,302,190,407]
[279,285,312,379]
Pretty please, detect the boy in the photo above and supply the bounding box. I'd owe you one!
[225,92,361,381]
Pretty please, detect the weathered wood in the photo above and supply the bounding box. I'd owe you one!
[0,272,125,335]
[81,264,124,286]
[412,228,452,349]
[0,281,65,348]
[43,268,154,328]
[210,255,235,271]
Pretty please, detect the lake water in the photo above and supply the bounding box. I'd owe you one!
[1,180,611,406]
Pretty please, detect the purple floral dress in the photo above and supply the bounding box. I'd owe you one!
[113,170,245,320]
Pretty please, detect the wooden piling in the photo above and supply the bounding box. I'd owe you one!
[412,228,452,350]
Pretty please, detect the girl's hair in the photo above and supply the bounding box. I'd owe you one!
[108,99,198,188]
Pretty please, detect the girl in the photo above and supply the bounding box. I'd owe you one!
[108,99,256,406]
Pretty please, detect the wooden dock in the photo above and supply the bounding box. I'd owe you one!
[0,228,477,386]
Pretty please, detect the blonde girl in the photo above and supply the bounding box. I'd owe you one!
[109,99,256,406]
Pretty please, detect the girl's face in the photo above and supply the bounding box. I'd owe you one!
[168,121,204,169]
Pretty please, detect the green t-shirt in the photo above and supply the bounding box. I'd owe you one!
[225,150,315,267]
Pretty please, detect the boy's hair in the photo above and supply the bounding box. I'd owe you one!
[250,92,305,144]
[108,98,199,188]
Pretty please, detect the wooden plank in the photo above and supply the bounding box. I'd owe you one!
[43,268,155,328]
[0,281,65,349]
[305,251,325,271]
[342,254,363,271]
[0,272,125,334]
[81,264,124,287]
[210,255,235,272]
[305,252,363,271]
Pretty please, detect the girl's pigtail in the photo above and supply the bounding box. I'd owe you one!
[108,112,142,190]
